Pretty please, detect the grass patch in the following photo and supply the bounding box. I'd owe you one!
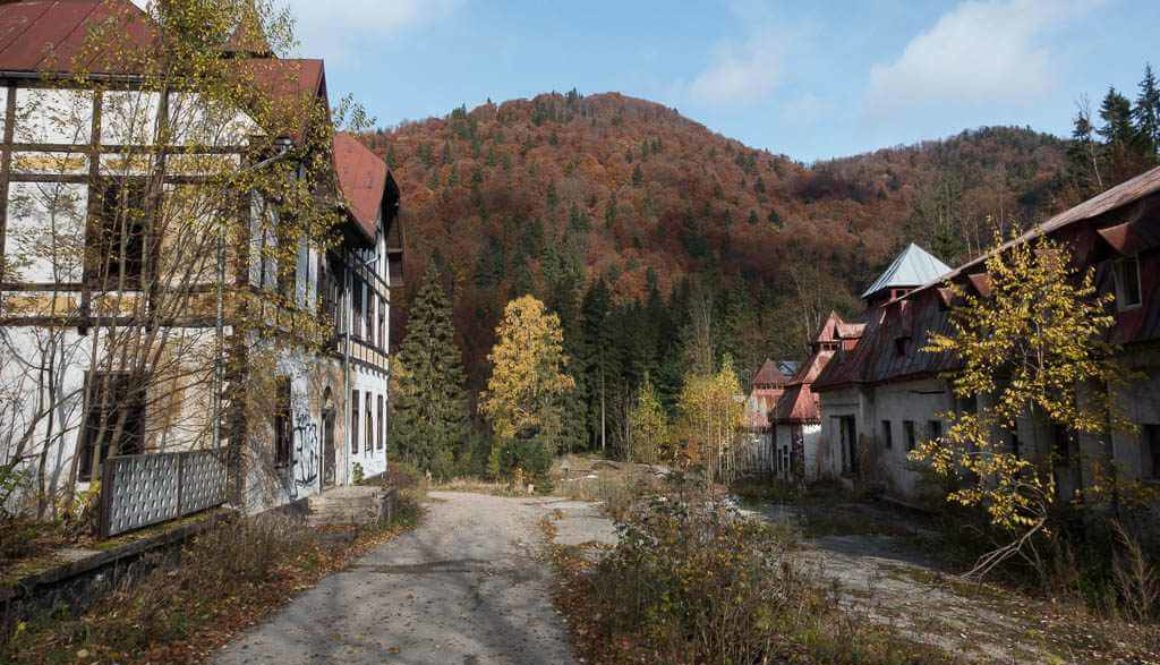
[2,493,421,665]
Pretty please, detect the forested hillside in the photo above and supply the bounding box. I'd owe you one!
[365,93,1070,391]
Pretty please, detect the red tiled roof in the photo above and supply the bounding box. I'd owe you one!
[0,0,152,75]
[333,132,388,242]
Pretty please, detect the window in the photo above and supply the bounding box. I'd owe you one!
[78,372,145,481]
[903,420,917,451]
[379,298,387,350]
[377,395,385,450]
[88,178,146,289]
[351,389,359,454]
[365,391,373,455]
[367,296,376,347]
[352,280,364,340]
[881,420,893,449]
[928,420,942,443]
[1143,424,1160,481]
[273,378,292,468]
[1010,432,1022,459]
[838,415,858,475]
[1114,257,1142,310]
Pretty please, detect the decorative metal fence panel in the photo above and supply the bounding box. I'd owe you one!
[100,450,228,538]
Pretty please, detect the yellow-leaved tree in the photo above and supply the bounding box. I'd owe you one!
[911,232,1127,578]
[677,356,744,484]
[627,374,670,464]
[480,296,575,477]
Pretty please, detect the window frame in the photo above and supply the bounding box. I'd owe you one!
[273,377,292,469]
[903,420,917,451]
[351,389,360,454]
[1143,424,1160,482]
[87,177,149,290]
[78,371,146,482]
[1114,256,1143,312]
[365,390,373,455]
[927,419,942,443]
[377,394,385,451]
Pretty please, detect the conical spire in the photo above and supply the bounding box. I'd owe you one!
[861,243,951,302]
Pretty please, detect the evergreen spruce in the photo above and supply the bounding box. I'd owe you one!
[1135,64,1160,156]
[389,265,471,478]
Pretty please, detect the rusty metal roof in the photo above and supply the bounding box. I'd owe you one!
[333,132,388,242]
[815,165,1160,393]
[862,243,951,301]
[751,358,788,387]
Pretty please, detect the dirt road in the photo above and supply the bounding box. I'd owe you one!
[213,491,615,665]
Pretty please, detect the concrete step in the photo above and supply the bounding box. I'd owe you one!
[306,485,392,528]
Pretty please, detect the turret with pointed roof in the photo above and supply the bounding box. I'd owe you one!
[862,243,951,307]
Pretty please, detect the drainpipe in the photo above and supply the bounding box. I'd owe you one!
[342,251,352,487]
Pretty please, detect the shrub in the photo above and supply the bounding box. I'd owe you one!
[574,492,954,664]
[488,438,553,491]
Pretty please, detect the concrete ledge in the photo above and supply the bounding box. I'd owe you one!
[0,508,234,636]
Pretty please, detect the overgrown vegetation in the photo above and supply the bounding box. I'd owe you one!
[911,232,1158,620]
[2,494,421,665]
[551,484,956,664]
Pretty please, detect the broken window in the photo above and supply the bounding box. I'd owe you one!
[928,419,942,443]
[273,377,292,468]
[351,389,359,454]
[78,372,145,482]
[365,390,373,455]
[1143,424,1160,481]
[88,178,147,289]
[377,394,385,450]
[1114,256,1142,311]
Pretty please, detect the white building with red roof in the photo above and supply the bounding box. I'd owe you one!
[0,0,402,529]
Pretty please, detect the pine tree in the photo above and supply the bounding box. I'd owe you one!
[1067,100,1104,196]
[580,279,613,452]
[1134,64,1160,156]
[389,265,471,478]
[1099,87,1135,145]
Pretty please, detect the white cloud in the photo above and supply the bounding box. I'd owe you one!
[685,1,788,106]
[127,0,459,62]
[867,0,1099,113]
[283,0,461,61]
[689,29,783,105]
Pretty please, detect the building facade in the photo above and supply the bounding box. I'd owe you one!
[0,0,400,519]
[814,171,1160,503]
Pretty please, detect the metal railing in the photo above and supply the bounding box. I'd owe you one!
[99,449,228,538]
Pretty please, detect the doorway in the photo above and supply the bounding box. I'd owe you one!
[322,388,336,488]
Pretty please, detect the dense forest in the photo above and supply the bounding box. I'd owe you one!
[367,68,1160,462]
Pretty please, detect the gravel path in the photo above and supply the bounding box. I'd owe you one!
[213,491,615,665]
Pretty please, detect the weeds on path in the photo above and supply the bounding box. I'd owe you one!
[3,496,421,665]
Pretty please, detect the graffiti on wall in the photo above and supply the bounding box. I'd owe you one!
[293,409,319,491]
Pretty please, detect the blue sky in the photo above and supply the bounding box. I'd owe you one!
[282,0,1160,162]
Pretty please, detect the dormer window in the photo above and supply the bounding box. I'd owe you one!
[1114,256,1142,311]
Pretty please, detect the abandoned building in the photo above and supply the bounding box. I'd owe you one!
[738,358,797,474]
[813,168,1160,503]
[0,0,401,535]
[769,312,862,483]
